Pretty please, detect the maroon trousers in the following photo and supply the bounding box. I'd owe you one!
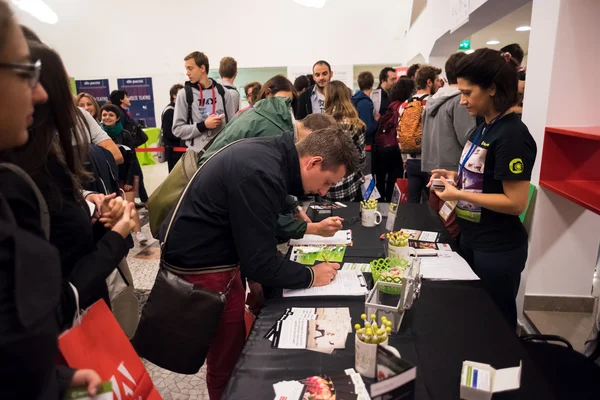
[183,271,246,400]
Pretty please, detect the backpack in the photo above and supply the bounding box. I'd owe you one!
[84,144,120,196]
[398,95,427,154]
[374,100,403,150]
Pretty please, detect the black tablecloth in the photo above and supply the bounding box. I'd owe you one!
[223,203,555,400]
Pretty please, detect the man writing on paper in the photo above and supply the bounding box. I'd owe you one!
[159,127,359,399]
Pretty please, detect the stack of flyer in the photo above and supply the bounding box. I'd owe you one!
[273,368,371,400]
[266,308,352,354]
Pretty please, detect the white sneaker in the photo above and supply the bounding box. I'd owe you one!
[136,232,149,246]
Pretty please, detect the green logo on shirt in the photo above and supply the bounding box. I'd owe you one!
[509,158,524,174]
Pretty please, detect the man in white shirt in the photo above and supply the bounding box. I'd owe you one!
[295,60,333,119]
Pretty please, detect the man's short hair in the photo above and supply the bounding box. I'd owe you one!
[184,51,210,73]
[313,60,331,72]
[407,64,421,80]
[300,114,336,132]
[294,75,311,93]
[109,90,127,106]
[379,67,395,85]
[296,126,359,176]
[500,43,524,65]
[445,52,467,85]
[101,103,122,118]
[415,65,442,90]
[169,83,184,101]
[219,56,237,79]
[358,71,375,91]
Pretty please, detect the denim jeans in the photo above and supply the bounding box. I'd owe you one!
[406,159,430,203]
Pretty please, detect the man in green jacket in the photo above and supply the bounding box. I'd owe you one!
[199,96,342,240]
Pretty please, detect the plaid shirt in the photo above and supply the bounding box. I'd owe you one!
[327,122,366,201]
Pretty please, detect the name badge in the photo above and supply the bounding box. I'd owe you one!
[439,201,457,221]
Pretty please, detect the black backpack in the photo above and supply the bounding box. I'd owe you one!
[183,80,230,124]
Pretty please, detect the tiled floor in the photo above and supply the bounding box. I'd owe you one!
[129,163,211,400]
[525,310,595,353]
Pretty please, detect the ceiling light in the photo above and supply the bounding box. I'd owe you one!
[516,26,531,32]
[293,0,326,8]
[465,49,475,54]
[486,40,500,45]
[12,0,58,24]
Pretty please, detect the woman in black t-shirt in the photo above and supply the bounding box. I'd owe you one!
[428,48,537,330]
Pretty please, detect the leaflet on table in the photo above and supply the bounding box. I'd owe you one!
[272,319,351,354]
[273,369,371,400]
[370,346,416,398]
[343,263,371,272]
[265,307,352,342]
[64,382,113,400]
[282,270,368,297]
[419,252,479,280]
[408,240,452,256]
[289,230,353,246]
[290,245,347,265]
[398,228,440,242]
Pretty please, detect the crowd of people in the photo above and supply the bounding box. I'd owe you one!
[0,0,537,397]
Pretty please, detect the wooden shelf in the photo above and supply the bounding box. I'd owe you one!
[539,180,600,214]
[540,126,600,215]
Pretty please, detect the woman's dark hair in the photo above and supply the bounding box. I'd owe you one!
[294,75,311,93]
[455,48,519,112]
[389,78,416,103]
[1,41,90,203]
[21,24,41,43]
[256,75,298,110]
[169,83,184,102]
[0,0,13,49]
[445,52,467,85]
[101,104,122,120]
[109,90,127,107]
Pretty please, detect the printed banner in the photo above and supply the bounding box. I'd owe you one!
[75,79,110,105]
[117,77,156,127]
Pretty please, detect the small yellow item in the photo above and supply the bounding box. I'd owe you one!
[370,313,377,320]
[354,324,361,330]
[360,313,367,320]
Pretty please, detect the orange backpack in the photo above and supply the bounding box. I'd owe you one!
[397,95,427,154]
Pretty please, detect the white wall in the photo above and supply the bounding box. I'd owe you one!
[11,0,410,123]
[522,0,600,298]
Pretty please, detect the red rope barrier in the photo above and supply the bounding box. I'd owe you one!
[135,147,187,153]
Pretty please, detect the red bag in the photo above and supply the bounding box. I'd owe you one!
[396,177,408,203]
[59,300,162,400]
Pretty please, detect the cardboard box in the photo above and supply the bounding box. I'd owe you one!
[460,360,522,400]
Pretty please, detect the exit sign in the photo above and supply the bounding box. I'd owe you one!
[458,40,471,50]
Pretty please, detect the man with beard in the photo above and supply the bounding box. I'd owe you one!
[295,60,333,119]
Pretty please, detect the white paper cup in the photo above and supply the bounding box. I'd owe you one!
[354,334,400,378]
[361,209,382,227]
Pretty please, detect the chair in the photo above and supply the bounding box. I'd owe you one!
[520,334,600,399]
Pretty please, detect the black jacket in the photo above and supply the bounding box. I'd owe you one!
[161,101,182,147]
[160,134,314,289]
[0,169,74,399]
[295,84,315,120]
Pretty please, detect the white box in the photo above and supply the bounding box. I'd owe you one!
[460,360,522,400]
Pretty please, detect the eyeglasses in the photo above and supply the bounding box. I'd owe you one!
[0,59,42,88]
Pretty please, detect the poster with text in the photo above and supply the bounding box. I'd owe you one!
[117,77,156,127]
[75,79,110,105]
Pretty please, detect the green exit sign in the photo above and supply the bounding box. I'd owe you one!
[458,40,471,50]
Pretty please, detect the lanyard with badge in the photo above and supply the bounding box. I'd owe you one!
[198,83,216,119]
[439,112,505,221]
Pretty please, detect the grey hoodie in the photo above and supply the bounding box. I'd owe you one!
[172,79,236,152]
[421,85,476,173]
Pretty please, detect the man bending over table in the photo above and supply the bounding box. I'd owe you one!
[159,127,359,399]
